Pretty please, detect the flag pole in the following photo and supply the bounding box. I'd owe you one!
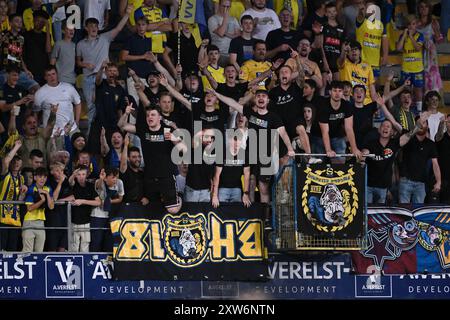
[177,0,181,65]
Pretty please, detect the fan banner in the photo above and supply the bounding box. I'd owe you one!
[297,163,366,238]
[111,202,267,281]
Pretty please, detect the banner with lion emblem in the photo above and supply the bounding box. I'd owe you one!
[297,164,366,238]
[110,202,268,280]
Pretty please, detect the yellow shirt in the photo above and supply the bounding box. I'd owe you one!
[401,32,424,73]
[0,173,24,227]
[202,65,225,91]
[24,185,52,221]
[23,7,54,45]
[128,0,144,25]
[0,17,10,32]
[239,60,272,88]
[339,58,375,105]
[273,0,300,29]
[356,18,385,68]
[131,6,168,53]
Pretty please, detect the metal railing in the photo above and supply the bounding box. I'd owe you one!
[272,154,370,251]
[0,200,111,253]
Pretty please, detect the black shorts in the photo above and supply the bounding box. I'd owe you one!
[144,175,180,209]
[251,164,272,184]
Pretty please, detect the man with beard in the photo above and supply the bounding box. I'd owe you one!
[211,88,295,228]
[338,40,377,105]
[184,127,217,202]
[239,40,284,87]
[398,115,441,204]
[119,133,148,205]
[285,37,323,89]
[120,104,187,214]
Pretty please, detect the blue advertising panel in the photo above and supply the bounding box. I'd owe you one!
[1,252,450,300]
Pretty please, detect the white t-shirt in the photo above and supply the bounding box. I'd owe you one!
[240,8,281,41]
[428,112,445,142]
[84,0,111,30]
[34,82,81,134]
[208,14,240,55]
[45,0,66,22]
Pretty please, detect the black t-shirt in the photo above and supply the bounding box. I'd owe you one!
[124,33,155,79]
[23,30,49,82]
[45,177,73,227]
[192,100,229,132]
[0,83,26,139]
[95,80,127,129]
[167,32,199,75]
[136,122,177,178]
[161,105,185,130]
[322,23,344,72]
[228,36,256,66]
[269,84,304,138]
[120,167,144,203]
[364,137,400,188]
[243,106,284,161]
[302,12,327,33]
[302,95,325,138]
[216,82,247,127]
[318,99,353,138]
[142,85,167,107]
[217,149,249,189]
[352,102,378,148]
[186,146,216,190]
[265,28,301,62]
[437,133,450,181]
[72,181,97,225]
[400,136,438,183]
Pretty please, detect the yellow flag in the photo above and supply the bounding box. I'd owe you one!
[179,0,196,24]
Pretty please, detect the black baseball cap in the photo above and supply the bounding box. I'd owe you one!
[148,69,161,77]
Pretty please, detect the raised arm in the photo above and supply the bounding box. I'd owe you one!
[159,74,192,110]
[110,4,133,39]
[118,102,137,134]
[100,127,110,157]
[1,139,22,175]
[120,133,129,174]
[210,89,243,114]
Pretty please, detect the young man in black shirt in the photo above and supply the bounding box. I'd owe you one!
[211,135,251,208]
[0,65,33,143]
[398,116,441,204]
[269,65,311,161]
[318,81,362,163]
[184,128,216,202]
[120,104,187,214]
[362,116,423,204]
[212,87,295,228]
[228,15,257,69]
[119,134,147,205]
[22,10,51,86]
[69,165,101,252]
[46,162,73,252]
[161,74,229,133]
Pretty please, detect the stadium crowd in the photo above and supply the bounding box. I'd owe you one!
[0,0,449,252]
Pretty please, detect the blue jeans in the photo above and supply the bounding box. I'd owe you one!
[310,136,346,154]
[218,188,241,202]
[184,185,210,202]
[0,70,39,91]
[89,217,112,252]
[398,177,426,204]
[367,187,387,204]
[82,74,96,131]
